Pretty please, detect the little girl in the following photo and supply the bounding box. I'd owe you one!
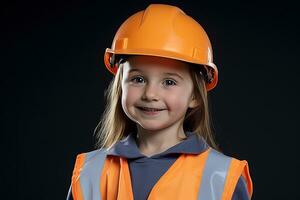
[67,4,253,200]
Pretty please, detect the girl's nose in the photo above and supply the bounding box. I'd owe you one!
[141,83,159,101]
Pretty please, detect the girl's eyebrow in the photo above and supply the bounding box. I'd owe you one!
[128,68,183,80]
[128,68,143,73]
[163,72,183,80]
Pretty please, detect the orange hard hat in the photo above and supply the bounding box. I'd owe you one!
[104,4,218,91]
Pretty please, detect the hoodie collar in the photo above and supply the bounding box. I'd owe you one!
[106,131,209,159]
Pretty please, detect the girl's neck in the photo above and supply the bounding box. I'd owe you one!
[136,125,187,157]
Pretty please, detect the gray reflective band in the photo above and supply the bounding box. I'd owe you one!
[79,149,107,200]
[198,149,232,200]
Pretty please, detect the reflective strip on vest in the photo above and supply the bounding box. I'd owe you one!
[79,149,107,200]
[198,148,232,200]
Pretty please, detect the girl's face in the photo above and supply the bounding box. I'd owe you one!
[121,55,199,132]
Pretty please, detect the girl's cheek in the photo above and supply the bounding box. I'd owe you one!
[168,95,184,106]
[122,86,141,102]
[167,89,191,107]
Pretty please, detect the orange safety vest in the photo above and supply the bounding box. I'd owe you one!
[70,147,253,200]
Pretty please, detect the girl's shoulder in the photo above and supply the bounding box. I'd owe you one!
[74,148,108,164]
[205,148,253,198]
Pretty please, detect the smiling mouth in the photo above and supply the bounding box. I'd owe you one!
[137,107,166,112]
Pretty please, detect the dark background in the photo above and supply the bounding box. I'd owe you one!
[2,0,299,199]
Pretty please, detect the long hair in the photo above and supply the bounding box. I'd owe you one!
[184,64,219,150]
[94,57,219,151]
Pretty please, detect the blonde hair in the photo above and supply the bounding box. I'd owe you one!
[94,58,219,151]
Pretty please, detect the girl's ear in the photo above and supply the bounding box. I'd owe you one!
[188,94,200,108]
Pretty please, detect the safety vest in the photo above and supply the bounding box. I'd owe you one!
[70,148,253,200]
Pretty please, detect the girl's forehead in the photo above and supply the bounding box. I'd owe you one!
[124,55,190,74]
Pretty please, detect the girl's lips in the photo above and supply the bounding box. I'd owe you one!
[137,107,166,115]
[137,106,166,111]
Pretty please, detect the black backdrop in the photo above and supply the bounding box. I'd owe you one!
[2,0,299,199]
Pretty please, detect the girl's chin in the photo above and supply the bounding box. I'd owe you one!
[136,122,170,132]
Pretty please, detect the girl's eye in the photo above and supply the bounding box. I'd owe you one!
[164,79,177,86]
[131,76,145,83]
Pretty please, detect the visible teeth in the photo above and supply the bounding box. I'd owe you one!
[140,107,162,111]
